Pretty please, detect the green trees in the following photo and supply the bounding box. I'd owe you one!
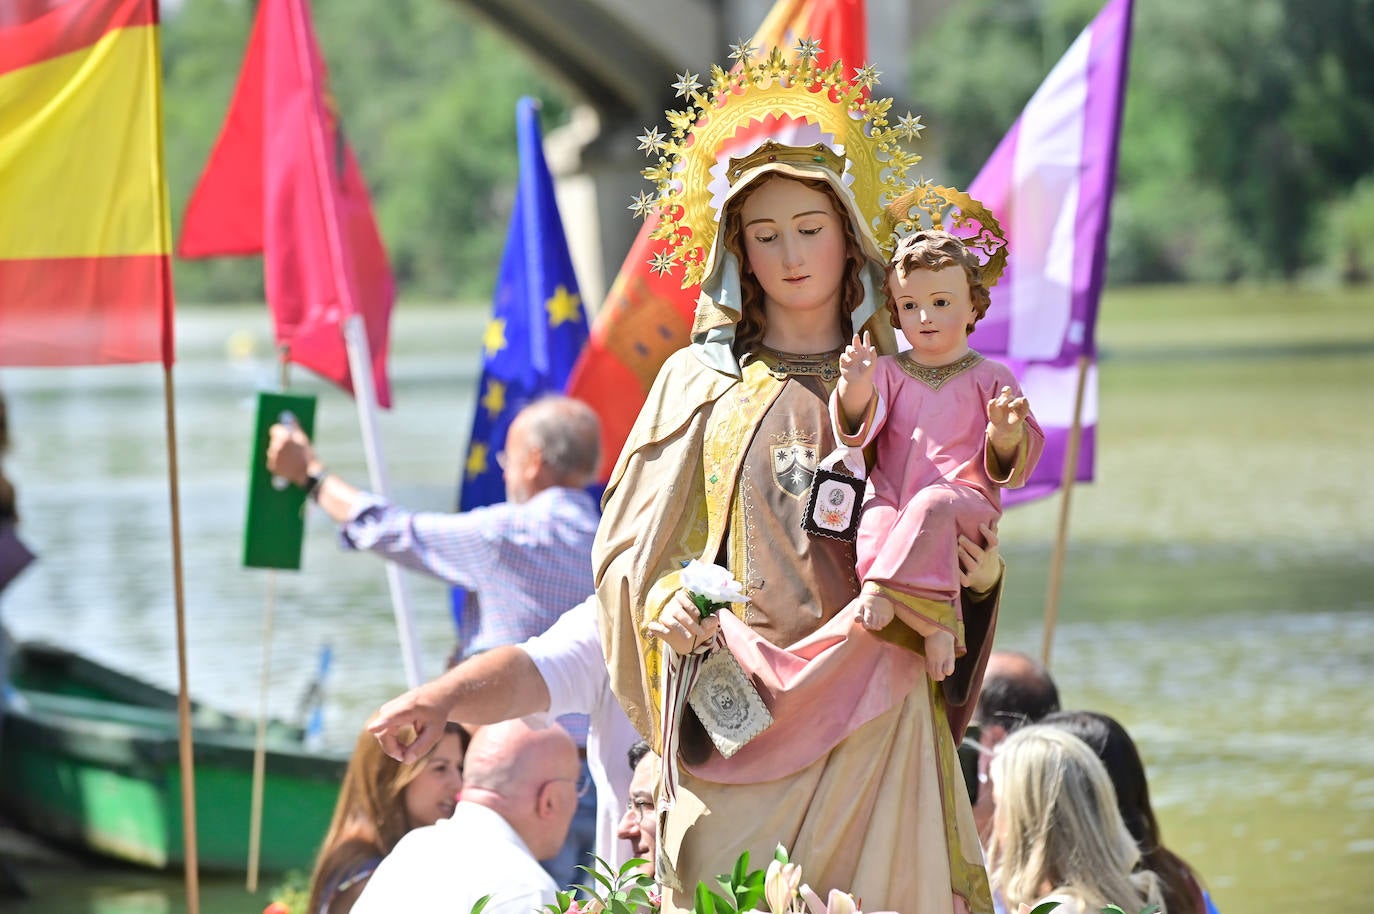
[908,0,1374,284]
[158,0,1372,300]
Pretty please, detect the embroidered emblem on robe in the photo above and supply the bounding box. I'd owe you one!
[771,441,817,497]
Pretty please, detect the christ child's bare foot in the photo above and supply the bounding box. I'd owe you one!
[924,629,956,681]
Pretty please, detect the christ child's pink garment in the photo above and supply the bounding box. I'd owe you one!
[831,351,1043,647]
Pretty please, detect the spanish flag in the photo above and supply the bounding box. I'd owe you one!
[564,0,865,480]
[0,0,174,367]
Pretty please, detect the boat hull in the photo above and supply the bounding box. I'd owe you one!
[0,645,347,873]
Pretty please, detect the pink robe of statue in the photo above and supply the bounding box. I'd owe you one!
[835,351,1044,646]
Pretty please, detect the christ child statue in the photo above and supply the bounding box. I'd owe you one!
[832,230,1044,682]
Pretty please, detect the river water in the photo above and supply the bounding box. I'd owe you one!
[2,295,1371,913]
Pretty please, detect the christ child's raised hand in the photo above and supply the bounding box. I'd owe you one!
[837,331,879,430]
[986,385,1032,458]
[839,330,878,386]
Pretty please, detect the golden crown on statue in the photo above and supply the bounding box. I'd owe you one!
[888,184,1010,288]
[629,39,1009,289]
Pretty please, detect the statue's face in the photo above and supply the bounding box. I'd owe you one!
[738,176,847,328]
[890,265,976,366]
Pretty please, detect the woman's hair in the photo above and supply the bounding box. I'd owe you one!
[306,722,470,914]
[884,230,991,335]
[988,725,1163,914]
[720,174,862,359]
[1043,710,1205,914]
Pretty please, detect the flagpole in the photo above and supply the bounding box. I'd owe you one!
[343,314,424,688]
[1039,353,1091,668]
[162,364,200,914]
[283,0,422,688]
[245,566,274,891]
[245,350,292,890]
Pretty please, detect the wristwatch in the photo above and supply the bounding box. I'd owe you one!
[302,467,328,501]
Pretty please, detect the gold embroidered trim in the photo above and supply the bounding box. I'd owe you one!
[894,350,984,391]
[752,346,844,382]
[703,359,786,600]
[929,681,995,914]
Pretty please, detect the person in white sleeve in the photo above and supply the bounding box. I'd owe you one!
[369,596,639,870]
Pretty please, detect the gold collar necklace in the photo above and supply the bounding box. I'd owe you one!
[753,345,844,381]
[895,350,984,391]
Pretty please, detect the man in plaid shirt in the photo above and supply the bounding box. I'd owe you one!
[267,395,601,656]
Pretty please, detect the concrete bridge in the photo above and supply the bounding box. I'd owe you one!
[456,0,952,308]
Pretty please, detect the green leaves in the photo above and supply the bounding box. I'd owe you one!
[547,855,657,914]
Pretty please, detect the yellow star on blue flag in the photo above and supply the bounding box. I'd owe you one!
[546,285,582,327]
[465,442,490,478]
[480,379,506,419]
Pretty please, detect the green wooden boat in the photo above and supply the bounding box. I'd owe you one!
[0,642,348,873]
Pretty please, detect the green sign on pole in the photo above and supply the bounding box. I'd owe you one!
[243,392,318,570]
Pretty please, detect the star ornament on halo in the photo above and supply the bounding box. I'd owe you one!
[853,64,881,90]
[895,112,925,141]
[729,38,758,63]
[794,37,822,63]
[648,249,676,277]
[672,70,702,99]
[628,190,657,220]
[637,126,665,155]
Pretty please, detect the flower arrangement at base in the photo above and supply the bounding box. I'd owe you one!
[521,846,1164,914]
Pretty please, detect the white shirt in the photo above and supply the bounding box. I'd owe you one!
[352,802,558,914]
[521,596,639,866]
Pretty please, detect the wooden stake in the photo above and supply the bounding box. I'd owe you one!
[247,349,291,890]
[245,570,274,891]
[163,363,200,914]
[1040,354,1091,669]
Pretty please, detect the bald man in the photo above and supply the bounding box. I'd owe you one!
[353,719,582,914]
[970,649,1061,841]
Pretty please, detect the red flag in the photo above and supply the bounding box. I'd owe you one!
[180,0,394,406]
[566,0,866,478]
[0,0,174,368]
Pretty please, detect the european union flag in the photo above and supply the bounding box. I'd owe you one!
[452,97,590,631]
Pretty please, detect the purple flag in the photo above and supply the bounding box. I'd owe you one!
[968,0,1135,505]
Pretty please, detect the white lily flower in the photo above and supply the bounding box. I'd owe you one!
[764,859,803,914]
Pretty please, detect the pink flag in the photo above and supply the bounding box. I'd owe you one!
[968,0,1134,504]
[179,0,394,406]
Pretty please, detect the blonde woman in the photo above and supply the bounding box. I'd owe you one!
[988,725,1165,914]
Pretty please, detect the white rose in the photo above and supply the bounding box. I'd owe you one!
[680,559,750,606]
